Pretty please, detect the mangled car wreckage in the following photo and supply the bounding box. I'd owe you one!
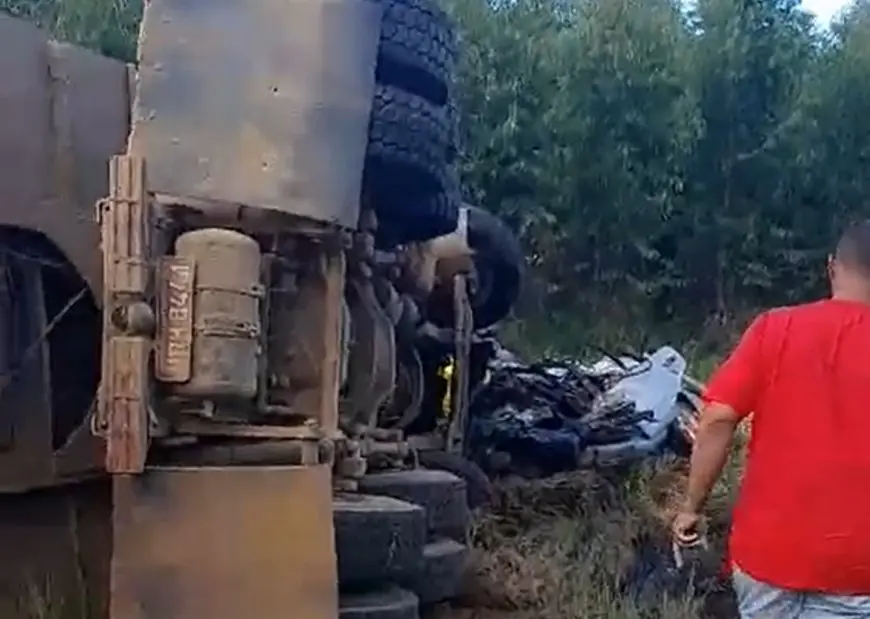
[464,345,702,479]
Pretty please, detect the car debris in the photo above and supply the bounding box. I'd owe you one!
[466,345,702,478]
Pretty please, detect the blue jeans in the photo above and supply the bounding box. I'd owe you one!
[733,567,870,618]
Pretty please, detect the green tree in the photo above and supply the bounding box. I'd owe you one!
[789,0,870,273]
[447,0,700,339]
[678,0,816,320]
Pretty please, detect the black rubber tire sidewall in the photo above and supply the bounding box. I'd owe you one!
[365,84,451,198]
[374,185,460,245]
[334,493,426,587]
[399,539,468,607]
[358,469,470,542]
[416,450,494,510]
[375,0,457,104]
[467,206,524,328]
[339,586,420,619]
[426,206,524,329]
[372,161,460,246]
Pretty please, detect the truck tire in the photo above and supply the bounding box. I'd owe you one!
[466,206,524,328]
[358,469,470,543]
[339,586,419,619]
[375,183,460,246]
[446,95,461,160]
[365,85,451,200]
[428,205,524,329]
[416,450,494,510]
[402,539,469,606]
[375,0,457,105]
[334,493,426,587]
[371,157,460,246]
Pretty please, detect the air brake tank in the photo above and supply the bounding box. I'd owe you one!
[169,228,263,400]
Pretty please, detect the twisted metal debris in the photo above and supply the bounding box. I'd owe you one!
[466,346,701,478]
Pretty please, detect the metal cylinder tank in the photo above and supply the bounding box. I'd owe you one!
[170,228,262,400]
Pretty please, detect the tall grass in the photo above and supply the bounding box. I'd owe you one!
[438,449,745,619]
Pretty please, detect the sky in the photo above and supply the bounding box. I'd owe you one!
[802,0,850,24]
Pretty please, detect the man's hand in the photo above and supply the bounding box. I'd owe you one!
[681,401,741,530]
[672,509,703,544]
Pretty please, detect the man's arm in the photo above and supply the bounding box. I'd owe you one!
[683,314,768,513]
[683,402,741,512]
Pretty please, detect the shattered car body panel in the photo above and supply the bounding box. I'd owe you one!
[467,346,700,477]
[581,347,686,465]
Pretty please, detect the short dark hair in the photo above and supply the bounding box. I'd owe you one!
[836,219,870,275]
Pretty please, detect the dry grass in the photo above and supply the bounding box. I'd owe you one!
[435,443,746,619]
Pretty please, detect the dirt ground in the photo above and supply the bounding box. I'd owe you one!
[430,457,742,619]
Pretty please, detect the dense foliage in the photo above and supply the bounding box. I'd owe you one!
[3,0,869,351]
[446,0,870,350]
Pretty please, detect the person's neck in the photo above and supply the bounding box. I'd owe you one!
[832,290,870,305]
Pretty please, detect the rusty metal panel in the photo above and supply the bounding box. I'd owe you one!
[129,0,381,228]
[0,17,47,218]
[111,465,339,619]
[46,40,132,297]
[0,15,131,300]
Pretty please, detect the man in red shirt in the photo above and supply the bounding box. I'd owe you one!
[672,221,870,617]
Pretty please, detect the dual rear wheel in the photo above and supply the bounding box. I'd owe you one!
[334,467,476,618]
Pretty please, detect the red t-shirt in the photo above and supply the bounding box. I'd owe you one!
[705,299,870,594]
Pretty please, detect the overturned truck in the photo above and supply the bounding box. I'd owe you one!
[0,3,523,619]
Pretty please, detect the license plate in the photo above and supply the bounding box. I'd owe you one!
[155,256,195,382]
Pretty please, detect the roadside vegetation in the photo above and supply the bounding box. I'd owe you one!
[2,0,865,616]
[432,442,745,619]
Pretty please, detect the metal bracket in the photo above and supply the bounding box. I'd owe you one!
[344,277,396,430]
[96,155,153,474]
[446,272,473,455]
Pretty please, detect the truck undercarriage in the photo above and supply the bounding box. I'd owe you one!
[0,3,524,618]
